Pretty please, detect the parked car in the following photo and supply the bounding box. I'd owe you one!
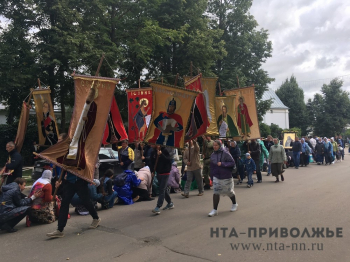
[98,147,124,177]
[31,159,51,181]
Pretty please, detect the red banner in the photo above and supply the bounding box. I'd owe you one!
[102,97,128,145]
[126,88,153,143]
[184,74,209,141]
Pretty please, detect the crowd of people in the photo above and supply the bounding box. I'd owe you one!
[0,133,347,237]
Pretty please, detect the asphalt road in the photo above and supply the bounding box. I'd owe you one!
[1,158,349,262]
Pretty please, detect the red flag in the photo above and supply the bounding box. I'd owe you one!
[184,74,209,141]
[102,97,128,145]
[126,88,153,143]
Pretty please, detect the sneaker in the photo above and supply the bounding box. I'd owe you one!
[163,202,175,210]
[47,230,64,238]
[197,192,204,196]
[181,193,189,198]
[152,207,160,215]
[257,180,262,183]
[89,218,101,229]
[231,203,238,212]
[267,173,271,176]
[208,209,218,217]
[247,184,251,188]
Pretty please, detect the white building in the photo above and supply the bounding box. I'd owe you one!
[262,89,289,129]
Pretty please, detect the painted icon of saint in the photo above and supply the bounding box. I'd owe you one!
[41,101,58,146]
[237,96,253,136]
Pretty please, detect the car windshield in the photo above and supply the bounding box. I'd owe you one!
[99,148,119,160]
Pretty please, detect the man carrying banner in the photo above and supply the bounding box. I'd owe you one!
[46,133,101,239]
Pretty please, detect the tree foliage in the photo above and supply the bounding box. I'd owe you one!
[309,79,350,137]
[275,75,308,134]
[0,0,274,126]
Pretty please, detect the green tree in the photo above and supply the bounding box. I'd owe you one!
[270,123,283,139]
[259,123,271,138]
[312,79,350,137]
[276,75,307,133]
[208,0,274,119]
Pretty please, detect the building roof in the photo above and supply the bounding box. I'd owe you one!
[262,89,288,109]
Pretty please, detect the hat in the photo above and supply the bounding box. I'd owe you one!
[245,153,250,157]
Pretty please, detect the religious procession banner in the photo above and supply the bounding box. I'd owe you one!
[14,101,31,153]
[102,96,128,145]
[184,76,218,136]
[32,88,60,146]
[224,85,261,140]
[215,96,240,138]
[184,74,209,141]
[126,88,153,143]
[35,74,118,183]
[144,82,198,149]
[283,132,296,149]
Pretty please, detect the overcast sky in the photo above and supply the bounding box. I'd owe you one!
[250,0,350,100]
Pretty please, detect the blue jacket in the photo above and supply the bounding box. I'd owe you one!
[229,146,241,159]
[244,158,256,173]
[113,170,141,205]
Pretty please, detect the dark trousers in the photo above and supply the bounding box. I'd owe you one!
[341,149,344,160]
[253,159,262,181]
[0,209,28,229]
[132,187,150,201]
[156,174,171,208]
[58,180,99,231]
[301,153,307,166]
[293,152,300,167]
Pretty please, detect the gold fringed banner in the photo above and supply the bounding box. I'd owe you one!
[144,82,198,149]
[32,88,60,146]
[35,74,119,183]
[14,101,31,153]
[184,76,218,136]
[224,85,261,140]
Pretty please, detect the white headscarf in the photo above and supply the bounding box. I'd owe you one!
[32,170,53,188]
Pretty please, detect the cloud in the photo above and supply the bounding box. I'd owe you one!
[250,0,350,100]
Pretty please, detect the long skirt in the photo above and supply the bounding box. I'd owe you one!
[213,177,235,197]
[271,163,283,177]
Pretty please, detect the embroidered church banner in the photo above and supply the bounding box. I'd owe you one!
[184,76,218,136]
[184,74,209,141]
[32,88,60,146]
[224,86,260,140]
[102,96,128,145]
[126,88,153,143]
[215,96,240,138]
[144,82,198,149]
[35,75,118,183]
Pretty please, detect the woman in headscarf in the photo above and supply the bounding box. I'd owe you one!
[268,138,287,183]
[323,138,332,165]
[208,140,238,217]
[28,170,55,224]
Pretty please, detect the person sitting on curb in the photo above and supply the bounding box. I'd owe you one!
[0,178,42,233]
